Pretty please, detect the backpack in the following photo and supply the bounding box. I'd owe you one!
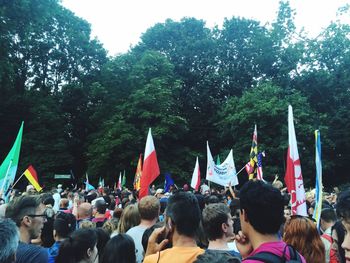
[245,245,303,263]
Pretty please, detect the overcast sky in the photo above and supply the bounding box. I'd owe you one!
[61,0,349,56]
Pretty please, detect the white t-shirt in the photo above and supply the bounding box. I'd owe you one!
[126,225,147,263]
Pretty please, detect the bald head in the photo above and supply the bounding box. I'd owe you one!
[78,202,92,219]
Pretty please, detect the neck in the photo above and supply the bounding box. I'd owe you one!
[139,218,157,228]
[208,238,229,250]
[19,227,31,244]
[249,231,280,250]
[172,230,198,247]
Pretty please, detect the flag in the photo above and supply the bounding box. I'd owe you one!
[85,173,95,191]
[216,155,221,165]
[133,154,142,191]
[206,142,238,187]
[247,125,258,180]
[164,172,174,193]
[191,157,201,191]
[23,165,42,192]
[313,130,323,228]
[256,151,265,181]
[122,170,126,188]
[0,122,24,198]
[284,105,307,216]
[139,128,160,199]
[117,172,122,190]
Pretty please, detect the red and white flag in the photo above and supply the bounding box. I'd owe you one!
[284,105,307,216]
[117,172,122,190]
[191,157,201,191]
[139,128,160,199]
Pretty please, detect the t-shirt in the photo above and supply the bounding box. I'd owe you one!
[126,225,147,263]
[243,241,306,263]
[48,241,61,263]
[143,246,204,263]
[207,249,241,259]
[16,242,48,263]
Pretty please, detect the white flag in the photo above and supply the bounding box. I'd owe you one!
[206,142,238,187]
[191,157,201,191]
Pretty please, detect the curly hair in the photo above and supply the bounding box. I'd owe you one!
[283,216,325,263]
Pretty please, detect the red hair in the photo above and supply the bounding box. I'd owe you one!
[283,216,325,263]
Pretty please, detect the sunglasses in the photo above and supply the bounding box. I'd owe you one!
[27,208,54,219]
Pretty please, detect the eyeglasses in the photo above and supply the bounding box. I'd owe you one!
[27,214,48,219]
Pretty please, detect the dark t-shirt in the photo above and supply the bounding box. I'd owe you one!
[16,242,48,263]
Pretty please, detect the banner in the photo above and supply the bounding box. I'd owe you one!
[206,142,238,187]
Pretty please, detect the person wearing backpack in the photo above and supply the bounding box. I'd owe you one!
[235,180,306,263]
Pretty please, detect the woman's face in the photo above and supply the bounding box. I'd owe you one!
[331,228,339,252]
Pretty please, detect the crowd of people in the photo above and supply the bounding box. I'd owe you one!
[0,178,350,263]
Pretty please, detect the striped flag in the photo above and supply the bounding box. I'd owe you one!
[313,130,323,228]
[256,152,265,181]
[284,105,307,216]
[23,165,42,192]
[117,172,122,190]
[139,128,160,199]
[191,157,201,191]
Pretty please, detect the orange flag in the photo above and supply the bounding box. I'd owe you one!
[23,165,42,192]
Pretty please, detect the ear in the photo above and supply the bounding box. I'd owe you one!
[222,222,228,233]
[87,247,92,258]
[241,209,249,223]
[22,216,32,228]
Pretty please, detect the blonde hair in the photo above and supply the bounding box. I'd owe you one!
[79,220,96,229]
[117,204,140,234]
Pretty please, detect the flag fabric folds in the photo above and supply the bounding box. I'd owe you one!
[191,157,201,191]
[206,142,238,187]
[0,122,24,197]
[313,130,323,228]
[164,173,174,193]
[85,173,95,191]
[133,154,142,191]
[284,105,307,216]
[23,165,42,192]
[122,170,126,188]
[117,172,122,190]
[140,128,160,199]
[256,152,265,181]
[246,125,258,180]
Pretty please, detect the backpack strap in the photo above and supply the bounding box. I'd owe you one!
[287,245,302,262]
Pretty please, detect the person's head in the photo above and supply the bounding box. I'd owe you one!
[283,216,325,263]
[78,202,93,219]
[53,212,76,239]
[41,193,55,207]
[95,228,110,261]
[56,228,98,263]
[5,195,47,242]
[94,200,107,215]
[113,207,123,220]
[239,180,284,236]
[0,218,19,263]
[117,204,140,234]
[102,219,119,235]
[138,196,160,221]
[320,208,337,232]
[202,203,234,241]
[101,234,136,263]
[165,191,201,239]
[79,220,96,229]
[194,250,240,263]
[336,190,350,261]
[141,221,166,252]
[332,220,346,263]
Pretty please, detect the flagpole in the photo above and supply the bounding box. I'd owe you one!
[8,173,25,190]
[236,165,246,176]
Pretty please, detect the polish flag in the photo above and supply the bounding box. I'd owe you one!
[139,128,160,199]
[191,157,201,191]
[117,172,122,190]
[284,105,307,216]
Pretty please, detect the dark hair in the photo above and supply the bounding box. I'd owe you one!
[96,228,110,260]
[320,208,337,223]
[202,203,231,240]
[41,193,55,206]
[336,190,350,220]
[95,199,107,214]
[166,191,201,238]
[194,250,240,263]
[141,221,165,252]
[5,195,42,226]
[54,212,76,238]
[56,228,97,263]
[332,220,346,263]
[195,194,205,212]
[205,195,220,205]
[240,180,284,234]
[100,234,136,263]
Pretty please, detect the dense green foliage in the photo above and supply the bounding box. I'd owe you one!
[0,0,349,188]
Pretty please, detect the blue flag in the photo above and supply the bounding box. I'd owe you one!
[313,130,323,228]
[164,172,174,193]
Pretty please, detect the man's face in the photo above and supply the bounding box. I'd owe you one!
[28,204,47,239]
[341,219,350,263]
[224,213,235,239]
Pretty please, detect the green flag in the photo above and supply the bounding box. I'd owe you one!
[0,122,24,196]
[216,155,221,165]
[122,170,126,187]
